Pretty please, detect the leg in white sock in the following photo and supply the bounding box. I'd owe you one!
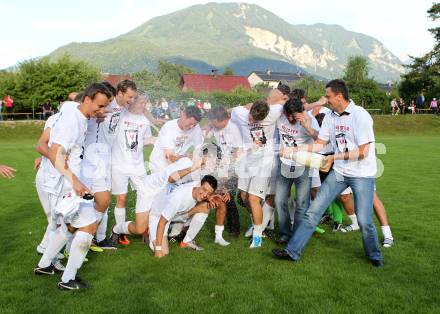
[38,225,70,268]
[113,221,131,235]
[61,231,93,283]
[114,207,126,226]
[96,209,108,242]
[262,202,275,230]
[183,213,208,243]
[214,225,230,246]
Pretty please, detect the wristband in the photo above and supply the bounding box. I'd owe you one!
[155,246,162,251]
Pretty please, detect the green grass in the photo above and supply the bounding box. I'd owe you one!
[0,116,439,313]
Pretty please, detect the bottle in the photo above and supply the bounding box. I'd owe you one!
[289,151,325,169]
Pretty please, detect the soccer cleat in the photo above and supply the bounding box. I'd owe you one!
[249,236,262,248]
[180,240,204,251]
[315,226,326,234]
[214,238,230,246]
[89,240,104,253]
[53,260,65,273]
[319,214,332,225]
[58,278,88,290]
[382,237,394,248]
[276,236,289,245]
[118,234,130,245]
[340,224,360,233]
[244,225,253,238]
[332,223,342,232]
[34,264,55,276]
[262,229,275,240]
[95,238,117,250]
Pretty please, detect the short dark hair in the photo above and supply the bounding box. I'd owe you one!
[83,83,112,101]
[100,81,116,97]
[184,105,202,122]
[290,89,306,100]
[250,100,269,121]
[117,80,137,93]
[277,83,291,95]
[315,113,326,127]
[73,92,85,102]
[284,97,303,116]
[207,106,229,121]
[201,175,218,191]
[325,79,349,101]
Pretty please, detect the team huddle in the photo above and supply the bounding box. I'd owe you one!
[33,79,394,290]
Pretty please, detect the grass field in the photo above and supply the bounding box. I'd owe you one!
[0,116,439,314]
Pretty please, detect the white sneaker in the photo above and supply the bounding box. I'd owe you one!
[244,226,253,238]
[340,224,360,233]
[180,240,204,251]
[249,236,262,248]
[53,259,65,272]
[214,238,230,246]
[382,237,394,248]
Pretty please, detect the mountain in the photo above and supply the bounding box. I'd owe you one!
[49,2,404,82]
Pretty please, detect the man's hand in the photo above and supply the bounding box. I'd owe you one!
[0,164,16,179]
[155,249,164,258]
[72,175,91,197]
[34,157,42,171]
[295,112,311,129]
[319,155,334,173]
[166,153,181,163]
[280,146,298,159]
[318,96,328,106]
[208,194,223,208]
[220,192,231,203]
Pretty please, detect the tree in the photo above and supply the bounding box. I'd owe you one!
[399,3,440,102]
[343,56,369,83]
[223,67,234,76]
[0,54,100,111]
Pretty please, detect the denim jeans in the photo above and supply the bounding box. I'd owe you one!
[275,163,312,239]
[285,170,383,262]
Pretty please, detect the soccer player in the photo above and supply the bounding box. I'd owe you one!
[82,80,136,248]
[34,83,112,290]
[273,79,384,267]
[274,97,319,244]
[150,175,218,257]
[205,106,243,241]
[231,99,283,248]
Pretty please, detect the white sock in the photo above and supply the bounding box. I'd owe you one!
[169,222,184,237]
[64,232,74,254]
[114,207,126,226]
[348,214,359,228]
[62,231,93,283]
[215,225,224,240]
[96,210,108,242]
[38,225,69,268]
[253,224,263,238]
[381,225,393,239]
[39,223,55,250]
[262,203,275,230]
[183,213,208,243]
[114,221,131,235]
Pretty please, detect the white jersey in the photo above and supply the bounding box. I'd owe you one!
[150,181,198,221]
[318,100,377,177]
[277,113,320,166]
[149,119,203,172]
[231,104,282,176]
[111,110,152,175]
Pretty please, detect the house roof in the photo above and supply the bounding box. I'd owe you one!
[101,73,133,87]
[181,73,251,93]
[250,71,304,82]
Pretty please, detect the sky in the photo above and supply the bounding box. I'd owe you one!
[0,0,437,69]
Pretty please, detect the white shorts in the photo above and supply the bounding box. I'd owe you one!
[238,176,270,199]
[67,203,97,229]
[36,171,52,219]
[266,157,280,195]
[111,169,147,195]
[82,146,111,193]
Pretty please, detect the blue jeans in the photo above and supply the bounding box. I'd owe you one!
[285,170,383,262]
[275,163,312,239]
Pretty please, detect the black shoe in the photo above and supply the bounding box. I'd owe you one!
[96,238,117,250]
[110,226,120,247]
[229,232,240,239]
[275,238,289,245]
[58,278,88,290]
[263,229,275,240]
[332,223,342,232]
[319,214,332,225]
[34,264,55,276]
[272,249,296,262]
[371,259,384,268]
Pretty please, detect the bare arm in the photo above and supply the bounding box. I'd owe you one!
[155,216,169,257]
[35,128,51,158]
[303,96,328,111]
[144,109,165,126]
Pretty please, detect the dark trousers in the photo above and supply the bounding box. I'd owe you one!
[226,189,240,235]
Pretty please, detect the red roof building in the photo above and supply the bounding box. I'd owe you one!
[181,73,251,93]
[101,73,133,87]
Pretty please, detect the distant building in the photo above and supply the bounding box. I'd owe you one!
[248,70,304,88]
[378,82,394,96]
[181,72,251,93]
[101,73,133,87]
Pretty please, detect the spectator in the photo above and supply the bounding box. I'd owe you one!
[430,98,438,114]
[4,95,13,119]
[196,99,203,110]
[409,100,416,114]
[399,97,406,114]
[203,100,212,112]
[41,102,53,120]
[416,92,425,108]
[0,98,3,121]
[390,98,399,115]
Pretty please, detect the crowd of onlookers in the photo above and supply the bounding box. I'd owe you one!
[390,93,439,115]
